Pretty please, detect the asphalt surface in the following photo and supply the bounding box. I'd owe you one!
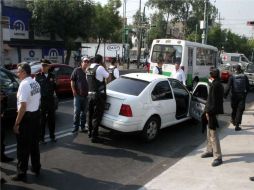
[1,73,253,190]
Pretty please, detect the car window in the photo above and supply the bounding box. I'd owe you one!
[152,81,173,101]
[55,66,73,76]
[246,64,254,73]
[193,85,208,100]
[107,77,149,96]
[168,79,189,97]
[0,69,19,90]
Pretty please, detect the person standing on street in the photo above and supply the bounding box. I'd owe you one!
[87,54,109,143]
[70,57,89,133]
[152,57,164,75]
[107,57,119,83]
[201,68,224,167]
[224,65,249,131]
[12,64,41,182]
[172,60,186,85]
[35,59,57,143]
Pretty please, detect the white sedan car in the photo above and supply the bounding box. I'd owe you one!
[101,73,209,141]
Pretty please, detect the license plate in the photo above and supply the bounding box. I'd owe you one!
[105,103,110,110]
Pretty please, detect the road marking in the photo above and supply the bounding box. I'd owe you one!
[5,129,74,154]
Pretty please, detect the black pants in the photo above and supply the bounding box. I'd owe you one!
[40,97,55,140]
[231,93,246,125]
[16,111,41,174]
[1,120,6,158]
[88,93,106,138]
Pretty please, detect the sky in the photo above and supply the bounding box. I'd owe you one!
[96,0,254,38]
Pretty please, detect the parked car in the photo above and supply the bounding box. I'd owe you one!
[0,67,20,119]
[30,64,74,96]
[244,63,254,86]
[101,73,208,141]
[0,67,58,121]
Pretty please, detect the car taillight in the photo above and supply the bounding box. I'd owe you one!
[119,104,133,117]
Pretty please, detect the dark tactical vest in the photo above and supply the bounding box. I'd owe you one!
[86,64,106,93]
[232,73,247,93]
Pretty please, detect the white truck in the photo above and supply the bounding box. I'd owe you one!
[220,52,252,69]
[81,43,128,62]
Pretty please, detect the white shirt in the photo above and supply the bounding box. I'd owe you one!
[17,77,41,112]
[89,63,109,82]
[108,65,119,78]
[152,66,161,74]
[172,68,186,85]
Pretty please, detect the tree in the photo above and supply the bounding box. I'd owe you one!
[148,12,167,46]
[27,0,94,65]
[91,0,122,56]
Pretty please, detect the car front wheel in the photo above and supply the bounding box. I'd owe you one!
[142,116,160,142]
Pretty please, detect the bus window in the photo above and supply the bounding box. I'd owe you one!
[151,44,182,64]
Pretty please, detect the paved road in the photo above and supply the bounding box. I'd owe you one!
[2,79,253,190]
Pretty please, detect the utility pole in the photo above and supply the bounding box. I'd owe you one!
[201,0,207,44]
[137,0,141,69]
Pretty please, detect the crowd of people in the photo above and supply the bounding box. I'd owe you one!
[1,54,252,183]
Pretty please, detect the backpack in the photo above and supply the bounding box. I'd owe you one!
[107,66,117,83]
[232,74,247,93]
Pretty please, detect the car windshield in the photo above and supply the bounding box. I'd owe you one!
[107,77,149,96]
[246,64,254,73]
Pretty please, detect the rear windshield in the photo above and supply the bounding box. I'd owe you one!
[107,77,149,96]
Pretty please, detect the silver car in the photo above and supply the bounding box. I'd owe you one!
[244,63,254,86]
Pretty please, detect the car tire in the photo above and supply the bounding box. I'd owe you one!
[142,116,160,142]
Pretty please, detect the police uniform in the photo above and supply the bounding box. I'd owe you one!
[108,65,119,81]
[16,76,41,178]
[87,63,109,142]
[35,70,56,142]
[152,66,162,75]
[224,71,249,130]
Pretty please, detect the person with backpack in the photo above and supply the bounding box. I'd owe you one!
[86,54,109,143]
[152,57,163,75]
[107,57,119,83]
[224,65,250,131]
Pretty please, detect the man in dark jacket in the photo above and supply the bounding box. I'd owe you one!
[35,59,57,143]
[224,65,249,131]
[201,68,224,167]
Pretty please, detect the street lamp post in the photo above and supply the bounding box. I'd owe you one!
[202,0,207,44]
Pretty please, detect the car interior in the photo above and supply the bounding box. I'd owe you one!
[168,79,189,119]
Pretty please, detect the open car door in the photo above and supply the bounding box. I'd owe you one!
[189,82,209,121]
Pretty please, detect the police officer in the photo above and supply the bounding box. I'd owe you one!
[224,65,250,131]
[87,54,109,143]
[35,59,57,143]
[152,57,163,75]
[13,64,41,181]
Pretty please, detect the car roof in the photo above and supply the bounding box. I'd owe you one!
[122,73,169,82]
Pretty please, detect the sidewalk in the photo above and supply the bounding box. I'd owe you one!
[139,104,254,190]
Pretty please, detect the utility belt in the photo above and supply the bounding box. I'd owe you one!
[24,110,39,117]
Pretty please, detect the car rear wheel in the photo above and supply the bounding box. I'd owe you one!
[142,116,160,142]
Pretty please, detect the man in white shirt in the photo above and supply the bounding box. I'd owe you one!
[152,58,164,75]
[12,64,41,182]
[87,54,109,143]
[172,62,186,85]
[107,57,119,83]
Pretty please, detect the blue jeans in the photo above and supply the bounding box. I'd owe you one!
[73,95,88,129]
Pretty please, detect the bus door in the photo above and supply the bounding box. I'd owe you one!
[187,47,194,86]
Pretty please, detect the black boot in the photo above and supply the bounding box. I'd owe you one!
[12,173,27,182]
